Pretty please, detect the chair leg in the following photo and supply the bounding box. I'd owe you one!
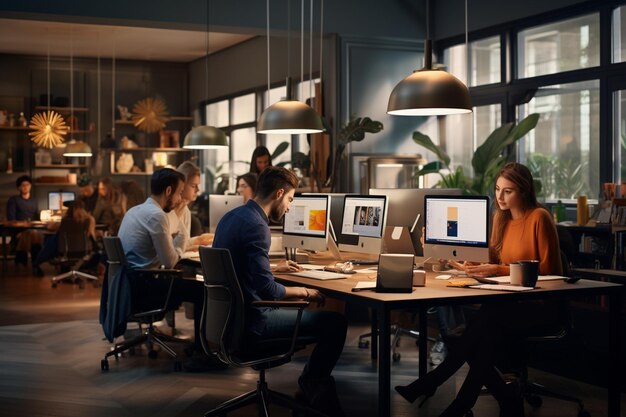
[204,390,258,417]
[267,389,328,417]
[104,333,149,360]
[526,381,585,409]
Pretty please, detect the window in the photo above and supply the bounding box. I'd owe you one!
[612,5,626,63]
[518,80,599,201]
[231,127,256,174]
[231,93,255,125]
[517,14,600,78]
[205,99,229,128]
[443,36,501,86]
[613,90,626,183]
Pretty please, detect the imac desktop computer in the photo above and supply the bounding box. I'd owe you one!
[370,188,462,256]
[337,195,388,256]
[282,194,330,252]
[208,195,244,232]
[423,195,490,263]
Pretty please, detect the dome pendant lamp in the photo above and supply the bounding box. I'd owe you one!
[387,0,472,116]
[183,0,228,149]
[257,0,324,135]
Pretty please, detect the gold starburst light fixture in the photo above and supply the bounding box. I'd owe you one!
[132,97,169,133]
[29,110,69,148]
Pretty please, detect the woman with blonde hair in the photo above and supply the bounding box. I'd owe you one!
[396,162,562,417]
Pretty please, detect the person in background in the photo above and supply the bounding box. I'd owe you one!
[93,178,126,234]
[236,172,257,203]
[7,175,43,274]
[213,167,347,417]
[396,163,562,417]
[117,168,220,372]
[77,173,98,214]
[169,161,213,255]
[249,145,272,174]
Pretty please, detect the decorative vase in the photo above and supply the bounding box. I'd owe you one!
[116,153,134,173]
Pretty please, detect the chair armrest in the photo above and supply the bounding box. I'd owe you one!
[252,300,309,309]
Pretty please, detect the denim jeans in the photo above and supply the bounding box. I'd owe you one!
[254,308,347,380]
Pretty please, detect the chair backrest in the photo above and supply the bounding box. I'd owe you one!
[57,217,91,257]
[103,236,128,282]
[198,246,246,364]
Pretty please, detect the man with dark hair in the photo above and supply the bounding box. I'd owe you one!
[213,166,347,416]
[77,173,98,214]
[118,168,217,371]
[7,175,43,274]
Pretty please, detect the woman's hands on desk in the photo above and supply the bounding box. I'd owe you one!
[448,259,499,277]
[273,259,303,272]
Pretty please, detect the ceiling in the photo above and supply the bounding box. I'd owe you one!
[0,18,254,62]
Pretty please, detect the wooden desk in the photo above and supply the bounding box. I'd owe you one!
[275,269,623,417]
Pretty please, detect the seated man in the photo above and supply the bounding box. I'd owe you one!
[212,166,347,417]
[117,168,220,371]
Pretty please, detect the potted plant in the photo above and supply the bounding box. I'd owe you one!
[413,113,540,195]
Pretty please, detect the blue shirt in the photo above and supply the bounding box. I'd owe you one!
[212,200,286,335]
[7,195,39,221]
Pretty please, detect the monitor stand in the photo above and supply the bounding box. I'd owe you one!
[381,226,415,255]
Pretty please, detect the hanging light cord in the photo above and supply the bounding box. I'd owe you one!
[47,35,50,110]
[266,0,270,95]
[206,0,210,102]
[70,32,74,134]
[300,0,304,100]
[319,0,323,85]
[465,0,469,83]
[97,35,101,147]
[112,36,116,139]
[309,0,313,102]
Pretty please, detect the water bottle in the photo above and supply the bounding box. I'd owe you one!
[552,200,566,223]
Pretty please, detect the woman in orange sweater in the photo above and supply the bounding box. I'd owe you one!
[396,162,562,417]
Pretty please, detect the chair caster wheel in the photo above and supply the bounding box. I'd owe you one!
[101,359,109,371]
[392,352,401,362]
[358,340,370,349]
[148,350,158,359]
[174,361,182,372]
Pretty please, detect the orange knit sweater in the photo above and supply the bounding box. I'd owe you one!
[493,207,562,276]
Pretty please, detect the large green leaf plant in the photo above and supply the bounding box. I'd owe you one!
[413,113,540,195]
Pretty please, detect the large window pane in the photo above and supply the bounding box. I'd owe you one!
[231,127,257,174]
[443,37,501,86]
[265,135,291,166]
[517,14,600,78]
[613,90,626,183]
[439,104,500,176]
[232,93,255,125]
[205,99,229,128]
[612,6,626,63]
[518,80,600,202]
[264,85,287,107]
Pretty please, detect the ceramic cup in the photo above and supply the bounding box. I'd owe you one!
[509,262,522,286]
[519,260,540,288]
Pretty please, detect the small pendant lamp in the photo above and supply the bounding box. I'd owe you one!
[183,0,228,149]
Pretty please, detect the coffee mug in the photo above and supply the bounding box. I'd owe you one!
[518,260,539,288]
[509,262,522,286]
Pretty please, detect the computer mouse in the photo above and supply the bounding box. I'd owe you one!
[564,277,580,284]
[435,274,452,280]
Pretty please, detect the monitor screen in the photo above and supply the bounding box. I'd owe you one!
[370,188,462,256]
[283,195,330,252]
[48,191,75,210]
[338,195,387,255]
[424,195,490,263]
[208,195,244,233]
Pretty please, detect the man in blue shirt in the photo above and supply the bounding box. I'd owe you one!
[6,175,42,274]
[213,167,347,417]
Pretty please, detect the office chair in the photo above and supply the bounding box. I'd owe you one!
[50,218,98,289]
[198,246,327,417]
[100,236,192,371]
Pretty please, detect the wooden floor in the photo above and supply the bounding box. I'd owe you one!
[0,264,622,417]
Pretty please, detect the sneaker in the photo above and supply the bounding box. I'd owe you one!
[429,340,447,366]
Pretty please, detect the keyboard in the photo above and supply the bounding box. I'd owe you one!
[348,259,378,265]
[291,270,347,280]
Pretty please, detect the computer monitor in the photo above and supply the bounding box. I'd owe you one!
[423,195,490,263]
[302,193,355,242]
[208,195,244,232]
[338,195,387,255]
[48,191,75,210]
[282,195,330,252]
[370,188,462,256]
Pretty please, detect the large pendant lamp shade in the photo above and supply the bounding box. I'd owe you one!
[183,125,228,149]
[64,139,93,157]
[388,40,471,116]
[258,77,324,134]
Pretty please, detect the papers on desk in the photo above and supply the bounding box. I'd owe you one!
[300,264,325,270]
[352,281,377,291]
[469,284,534,292]
[489,275,566,284]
